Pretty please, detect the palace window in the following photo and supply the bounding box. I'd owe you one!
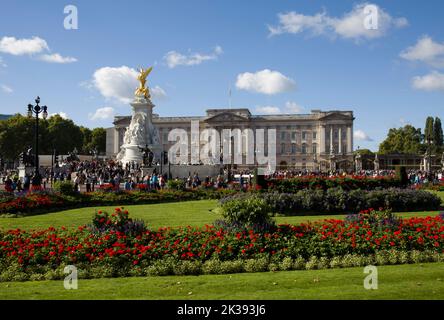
[281,131,286,141]
[301,143,307,154]
[291,143,297,154]
[312,143,318,154]
[313,132,317,140]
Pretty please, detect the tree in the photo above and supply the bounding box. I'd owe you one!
[46,115,83,154]
[434,117,443,147]
[353,149,374,156]
[0,114,107,161]
[89,128,107,153]
[0,114,48,161]
[79,126,92,153]
[378,125,423,155]
[424,116,435,145]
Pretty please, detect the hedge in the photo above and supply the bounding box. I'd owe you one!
[220,188,441,215]
[266,176,403,192]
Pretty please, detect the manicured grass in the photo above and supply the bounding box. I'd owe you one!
[0,262,443,300]
[0,199,440,231]
[0,200,219,231]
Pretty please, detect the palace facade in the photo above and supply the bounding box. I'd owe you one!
[106,108,355,171]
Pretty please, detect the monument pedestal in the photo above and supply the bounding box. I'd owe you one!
[18,166,35,181]
[116,95,161,166]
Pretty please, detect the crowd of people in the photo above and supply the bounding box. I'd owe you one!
[1,159,443,194]
[264,168,444,185]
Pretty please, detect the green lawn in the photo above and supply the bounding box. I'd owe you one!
[0,262,443,300]
[0,199,440,231]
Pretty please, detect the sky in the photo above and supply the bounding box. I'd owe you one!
[0,0,443,151]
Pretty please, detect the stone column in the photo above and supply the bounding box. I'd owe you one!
[114,128,120,154]
[330,126,334,153]
[346,126,352,154]
[338,127,342,154]
[320,125,326,154]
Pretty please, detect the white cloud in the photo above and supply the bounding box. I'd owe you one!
[0,84,13,94]
[0,36,49,55]
[0,36,77,64]
[400,36,444,68]
[49,112,69,119]
[236,69,296,95]
[38,53,77,64]
[92,66,166,104]
[268,3,407,41]
[285,101,304,113]
[93,66,138,104]
[354,129,373,141]
[412,71,444,92]
[164,46,223,68]
[151,85,167,100]
[89,107,115,121]
[255,106,281,114]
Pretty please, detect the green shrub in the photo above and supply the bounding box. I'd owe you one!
[340,254,355,268]
[244,257,269,273]
[218,195,275,228]
[279,257,294,271]
[202,259,223,274]
[268,263,280,272]
[53,180,76,195]
[173,260,202,275]
[29,273,45,281]
[167,179,186,191]
[220,188,441,216]
[305,256,320,270]
[375,251,390,266]
[145,258,177,276]
[219,260,244,274]
[318,257,330,269]
[329,256,342,269]
[293,257,306,270]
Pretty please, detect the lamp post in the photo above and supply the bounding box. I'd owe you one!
[27,96,48,186]
[422,137,433,178]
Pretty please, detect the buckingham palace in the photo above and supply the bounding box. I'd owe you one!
[106,108,355,171]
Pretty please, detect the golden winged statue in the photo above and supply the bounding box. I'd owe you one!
[135,66,153,99]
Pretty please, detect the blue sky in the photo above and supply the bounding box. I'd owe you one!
[0,0,443,151]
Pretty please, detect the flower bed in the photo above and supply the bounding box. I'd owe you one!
[0,189,237,217]
[0,192,65,216]
[267,176,403,192]
[0,209,442,281]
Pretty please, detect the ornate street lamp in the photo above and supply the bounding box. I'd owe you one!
[27,96,48,186]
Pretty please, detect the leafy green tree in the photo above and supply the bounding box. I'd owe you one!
[434,117,443,147]
[46,115,83,154]
[378,125,423,154]
[353,149,374,155]
[0,114,49,160]
[424,116,435,144]
[79,126,92,153]
[89,128,107,153]
[0,114,107,161]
